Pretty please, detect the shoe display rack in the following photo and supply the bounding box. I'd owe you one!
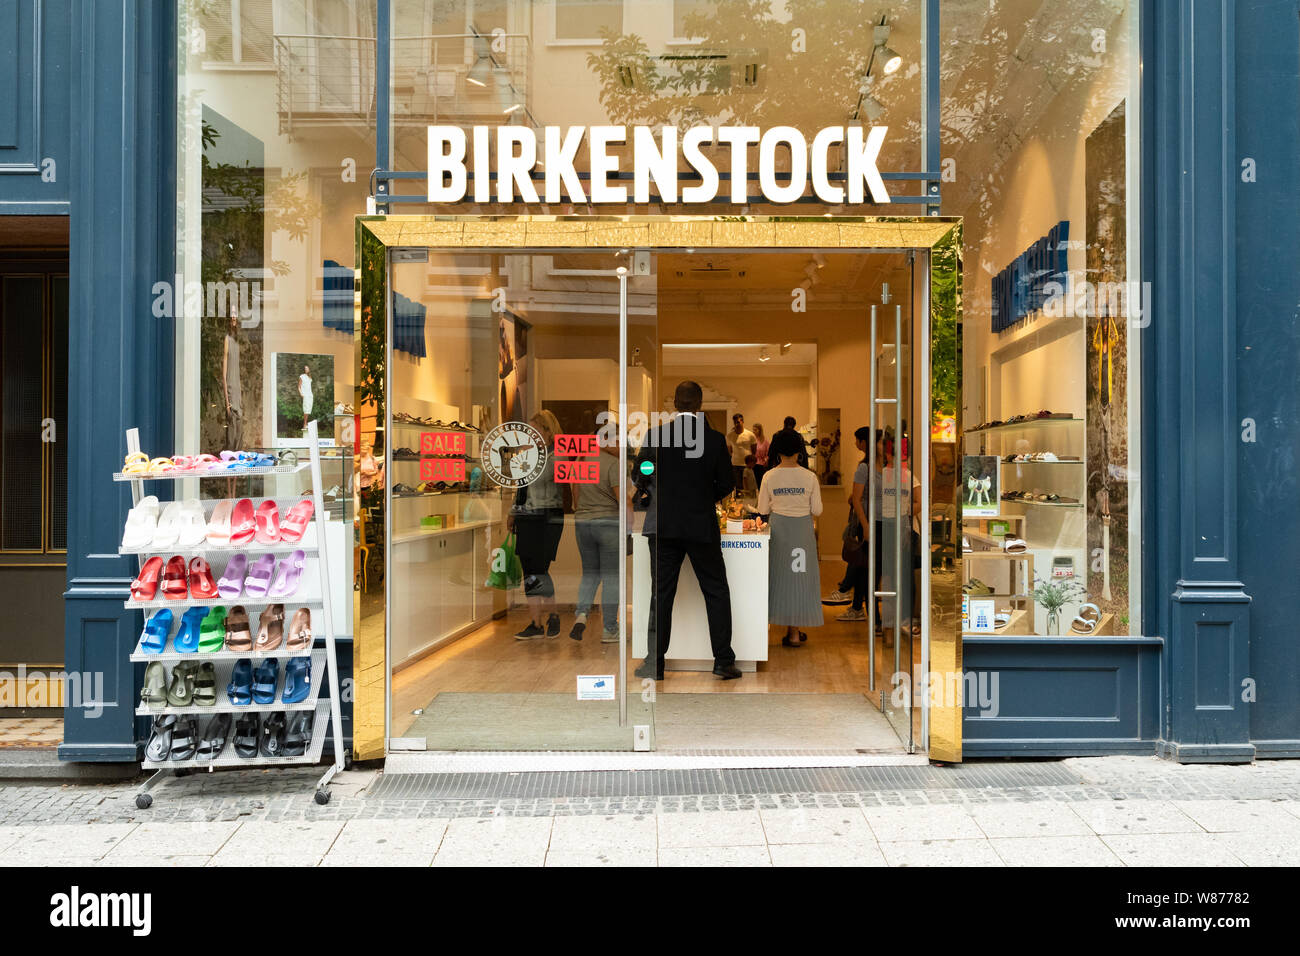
[118,421,347,808]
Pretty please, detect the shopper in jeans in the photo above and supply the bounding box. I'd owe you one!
[511,409,566,639]
[840,427,882,623]
[758,429,824,646]
[571,435,623,642]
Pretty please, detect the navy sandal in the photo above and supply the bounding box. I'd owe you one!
[227,658,253,705]
[251,658,279,705]
[281,657,311,704]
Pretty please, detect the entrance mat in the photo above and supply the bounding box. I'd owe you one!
[402,693,901,753]
[368,762,1081,799]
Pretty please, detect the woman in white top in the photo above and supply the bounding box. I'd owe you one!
[757,430,824,646]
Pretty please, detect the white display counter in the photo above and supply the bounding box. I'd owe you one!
[632,532,770,671]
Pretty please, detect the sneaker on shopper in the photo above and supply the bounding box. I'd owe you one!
[837,607,867,622]
[823,588,853,605]
[515,622,546,640]
[600,628,619,643]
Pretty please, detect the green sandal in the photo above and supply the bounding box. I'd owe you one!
[141,662,167,709]
[199,606,227,652]
[193,662,217,706]
[166,661,196,707]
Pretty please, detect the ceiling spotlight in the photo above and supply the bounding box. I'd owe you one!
[503,103,524,115]
[873,22,902,75]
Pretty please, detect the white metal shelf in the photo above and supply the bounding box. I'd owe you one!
[136,650,324,716]
[114,462,309,482]
[125,593,324,611]
[141,699,330,770]
[130,628,316,662]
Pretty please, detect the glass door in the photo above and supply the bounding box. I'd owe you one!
[869,302,918,750]
[382,247,653,751]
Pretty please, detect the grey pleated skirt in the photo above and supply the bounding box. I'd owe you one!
[768,513,824,627]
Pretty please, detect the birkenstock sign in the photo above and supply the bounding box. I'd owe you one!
[428,125,891,205]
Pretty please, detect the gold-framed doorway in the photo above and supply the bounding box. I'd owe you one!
[351,215,963,763]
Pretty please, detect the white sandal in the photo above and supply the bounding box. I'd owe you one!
[1071,603,1102,634]
[121,495,161,549]
[1003,537,1028,554]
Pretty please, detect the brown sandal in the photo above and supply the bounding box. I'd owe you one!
[254,603,285,652]
[286,607,313,651]
[224,605,252,651]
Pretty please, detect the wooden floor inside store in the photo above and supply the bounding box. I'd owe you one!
[387,560,926,743]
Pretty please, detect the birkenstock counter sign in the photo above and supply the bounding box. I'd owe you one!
[428,125,892,205]
[482,422,547,488]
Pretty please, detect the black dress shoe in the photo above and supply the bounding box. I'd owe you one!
[633,660,664,680]
[712,663,743,680]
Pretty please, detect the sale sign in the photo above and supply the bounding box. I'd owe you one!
[421,458,467,482]
[421,432,467,455]
[555,460,599,484]
[555,434,597,457]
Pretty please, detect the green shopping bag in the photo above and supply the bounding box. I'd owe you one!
[486,532,524,590]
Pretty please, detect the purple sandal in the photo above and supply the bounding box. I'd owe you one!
[268,550,306,599]
[218,553,248,599]
[242,553,277,598]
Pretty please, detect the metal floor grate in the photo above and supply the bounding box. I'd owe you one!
[368,762,1080,800]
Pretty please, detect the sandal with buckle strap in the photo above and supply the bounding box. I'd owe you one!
[233,714,260,758]
[131,556,165,602]
[282,711,313,757]
[160,555,189,600]
[286,607,313,652]
[242,553,277,599]
[144,714,175,761]
[227,658,253,705]
[251,658,280,705]
[141,661,168,709]
[224,605,252,651]
[254,604,285,652]
[198,713,232,761]
[199,605,227,652]
[166,661,197,707]
[192,661,217,706]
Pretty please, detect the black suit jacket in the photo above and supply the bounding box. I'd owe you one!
[635,414,733,542]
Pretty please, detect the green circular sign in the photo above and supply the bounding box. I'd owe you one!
[639,460,654,476]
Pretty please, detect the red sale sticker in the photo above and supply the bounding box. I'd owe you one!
[555,434,598,457]
[421,432,466,456]
[420,458,466,482]
[555,460,599,484]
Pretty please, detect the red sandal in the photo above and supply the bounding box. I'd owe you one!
[228,498,256,547]
[130,555,164,602]
[161,555,189,600]
[278,499,314,544]
[188,557,218,599]
[254,500,280,544]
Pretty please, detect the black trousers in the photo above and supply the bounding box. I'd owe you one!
[646,535,735,668]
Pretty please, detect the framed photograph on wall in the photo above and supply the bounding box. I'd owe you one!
[272,352,336,447]
[962,454,1000,517]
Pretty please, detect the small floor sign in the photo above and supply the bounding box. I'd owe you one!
[576,675,615,701]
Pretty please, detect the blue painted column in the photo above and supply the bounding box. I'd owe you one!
[59,0,175,761]
[1147,0,1253,762]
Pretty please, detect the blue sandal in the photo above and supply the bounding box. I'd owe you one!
[140,608,174,653]
[251,657,279,705]
[281,657,311,704]
[173,606,207,653]
[226,658,252,705]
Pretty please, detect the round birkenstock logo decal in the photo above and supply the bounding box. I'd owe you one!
[482,422,547,488]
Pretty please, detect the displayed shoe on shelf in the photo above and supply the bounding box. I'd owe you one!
[198,605,227,652]
[268,550,306,599]
[131,556,164,602]
[286,608,313,652]
[217,553,248,599]
[822,589,853,606]
[139,608,173,653]
[141,662,168,709]
[393,447,419,460]
[251,658,280,705]
[166,661,197,707]
[150,500,183,549]
[188,557,218,599]
[1003,537,1028,554]
[254,604,285,652]
[176,499,208,548]
[281,657,311,704]
[282,711,313,757]
[206,499,233,547]
[962,579,994,595]
[192,662,217,706]
[233,714,259,757]
[254,500,281,544]
[242,553,277,599]
[226,658,253,705]
[836,607,867,622]
[228,498,256,546]
[1070,602,1102,634]
[172,606,207,653]
[197,713,232,761]
[278,499,313,543]
[122,496,161,549]
[160,555,189,600]
[144,714,175,761]
[260,711,287,757]
[224,606,252,652]
[169,716,198,761]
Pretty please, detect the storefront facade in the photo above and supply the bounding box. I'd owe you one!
[3,0,1296,765]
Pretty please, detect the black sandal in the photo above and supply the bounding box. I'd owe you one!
[260,711,287,758]
[198,713,232,761]
[169,716,198,761]
[233,714,260,758]
[283,711,313,757]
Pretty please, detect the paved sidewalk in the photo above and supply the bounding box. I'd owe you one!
[0,756,1298,866]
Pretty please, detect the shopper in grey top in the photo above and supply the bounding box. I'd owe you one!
[570,437,623,642]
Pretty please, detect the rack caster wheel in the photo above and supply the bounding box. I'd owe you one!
[314,789,331,805]
[135,793,152,810]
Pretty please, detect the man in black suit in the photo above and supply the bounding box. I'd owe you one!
[633,381,742,681]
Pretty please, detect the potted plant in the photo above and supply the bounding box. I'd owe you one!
[1030,576,1087,636]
